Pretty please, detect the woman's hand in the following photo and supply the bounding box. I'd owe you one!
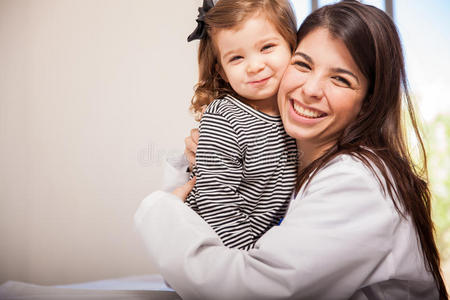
[172,177,196,202]
[184,105,206,171]
[184,128,199,171]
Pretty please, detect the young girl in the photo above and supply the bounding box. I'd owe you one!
[185,0,298,250]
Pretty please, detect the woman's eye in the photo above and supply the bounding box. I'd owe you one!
[293,61,311,70]
[261,44,275,52]
[332,76,351,87]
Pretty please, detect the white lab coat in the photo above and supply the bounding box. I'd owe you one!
[134,154,438,299]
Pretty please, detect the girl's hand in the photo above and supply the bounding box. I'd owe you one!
[172,177,196,202]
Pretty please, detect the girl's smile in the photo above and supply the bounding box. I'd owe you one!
[214,12,292,115]
[247,76,271,85]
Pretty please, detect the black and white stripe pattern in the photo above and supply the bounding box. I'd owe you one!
[186,95,298,250]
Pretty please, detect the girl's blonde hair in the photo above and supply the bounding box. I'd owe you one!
[190,0,297,120]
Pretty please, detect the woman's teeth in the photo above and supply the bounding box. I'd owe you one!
[293,101,326,118]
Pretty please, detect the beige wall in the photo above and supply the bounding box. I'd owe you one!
[0,0,198,285]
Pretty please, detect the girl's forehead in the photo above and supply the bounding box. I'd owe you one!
[213,16,282,50]
[213,10,280,34]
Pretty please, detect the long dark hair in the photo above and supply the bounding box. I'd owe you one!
[295,1,447,298]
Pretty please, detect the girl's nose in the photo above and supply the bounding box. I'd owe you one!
[246,56,265,74]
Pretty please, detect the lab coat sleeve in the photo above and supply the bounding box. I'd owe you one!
[161,153,190,193]
[134,156,397,300]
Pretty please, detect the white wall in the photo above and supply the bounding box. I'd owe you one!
[0,0,199,285]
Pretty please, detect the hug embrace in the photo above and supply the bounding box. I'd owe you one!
[135,0,448,299]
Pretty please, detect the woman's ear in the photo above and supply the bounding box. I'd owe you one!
[216,64,228,82]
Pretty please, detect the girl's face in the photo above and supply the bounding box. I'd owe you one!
[214,13,292,114]
[278,28,368,151]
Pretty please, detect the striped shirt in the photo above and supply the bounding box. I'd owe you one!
[186,95,298,250]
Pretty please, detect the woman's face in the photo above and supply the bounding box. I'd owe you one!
[278,28,368,151]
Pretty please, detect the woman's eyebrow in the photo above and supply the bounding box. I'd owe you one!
[332,67,360,84]
[294,52,313,64]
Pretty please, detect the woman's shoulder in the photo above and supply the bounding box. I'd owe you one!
[295,152,401,236]
[319,153,375,176]
[307,152,394,203]
[322,151,387,180]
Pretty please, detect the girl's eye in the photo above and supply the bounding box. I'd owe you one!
[332,76,351,87]
[293,60,311,70]
[230,56,243,62]
[261,44,275,52]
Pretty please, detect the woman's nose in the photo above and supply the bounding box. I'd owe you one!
[302,75,324,101]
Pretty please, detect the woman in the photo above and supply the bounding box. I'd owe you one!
[135,1,447,299]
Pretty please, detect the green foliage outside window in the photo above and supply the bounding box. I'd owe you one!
[427,114,450,261]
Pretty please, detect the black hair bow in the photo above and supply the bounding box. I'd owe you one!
[187,0,215,42]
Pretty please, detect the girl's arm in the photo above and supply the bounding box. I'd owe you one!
[135,155,414,299]
[190,110,257,249]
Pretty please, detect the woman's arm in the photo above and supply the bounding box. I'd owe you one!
[135,155,397,299]
[161,153,190,193]
[160,128,198,192]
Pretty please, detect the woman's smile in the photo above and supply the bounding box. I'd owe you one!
[291,98,327,119]
[278,28,368,156]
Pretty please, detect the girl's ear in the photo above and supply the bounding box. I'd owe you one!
[216,64,228,82]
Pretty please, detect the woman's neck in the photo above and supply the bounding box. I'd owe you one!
[296,140,335,172]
